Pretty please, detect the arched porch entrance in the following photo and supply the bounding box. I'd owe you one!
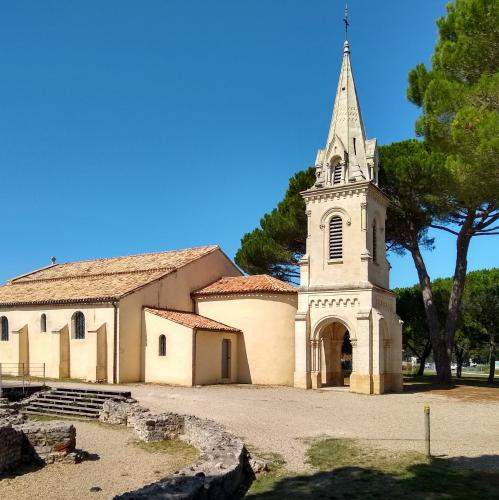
[310,319,355,389]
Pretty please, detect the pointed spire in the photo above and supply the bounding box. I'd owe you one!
[313,21,378,188]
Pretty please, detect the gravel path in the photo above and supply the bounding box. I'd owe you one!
[48,381,499,473]
[0,420,194,500]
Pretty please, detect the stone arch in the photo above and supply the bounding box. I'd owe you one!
[311,316,356,388]
[312,315,355,341]
[319,207,352,228]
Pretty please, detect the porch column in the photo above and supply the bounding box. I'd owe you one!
[310,339,322,389]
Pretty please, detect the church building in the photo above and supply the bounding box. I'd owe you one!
[0,38,402,394]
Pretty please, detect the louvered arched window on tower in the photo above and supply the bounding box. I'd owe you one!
[372,220,377,263]
[333,163,342,184]
[329,216,343,260]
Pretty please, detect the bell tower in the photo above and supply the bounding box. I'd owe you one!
[293,27,403,394]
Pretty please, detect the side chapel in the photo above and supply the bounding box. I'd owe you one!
[0,38,402,394]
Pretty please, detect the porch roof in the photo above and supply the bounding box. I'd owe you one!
[144,307,241,333]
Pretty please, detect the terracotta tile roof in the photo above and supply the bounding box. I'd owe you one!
[0,246,218,307]
[144,307,240,333]
[193,274,297,296]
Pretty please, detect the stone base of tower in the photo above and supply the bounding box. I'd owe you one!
[294,371,311,389]
[350,372,403,395]
[349,373,373,394]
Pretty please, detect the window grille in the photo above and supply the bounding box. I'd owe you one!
[329,216,343,259]
[159,335,167,356]
[333,164,342,184]
[41,314,47,333]
[0,317,8,341]
[73,312,85,340]
[372,220,377,263]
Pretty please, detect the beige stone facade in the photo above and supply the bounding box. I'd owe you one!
[0,39,402,393]
[0,248,298,387]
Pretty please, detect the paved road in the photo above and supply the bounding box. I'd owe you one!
[48,381,499,472]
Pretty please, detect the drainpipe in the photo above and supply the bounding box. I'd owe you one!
[192,328,198,387]
[112,301,119,384]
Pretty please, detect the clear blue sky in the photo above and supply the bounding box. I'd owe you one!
[1,0,497,288]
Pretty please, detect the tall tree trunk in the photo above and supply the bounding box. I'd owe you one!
[417,341,432,376]
[455,346,466,379]
[409,243,450,384]
[488,334,496,385]
[444,214,473,381]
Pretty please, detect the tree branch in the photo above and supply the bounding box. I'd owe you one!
[430,224,460,235]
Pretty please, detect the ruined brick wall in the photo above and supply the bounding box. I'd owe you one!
[0,425,23,473]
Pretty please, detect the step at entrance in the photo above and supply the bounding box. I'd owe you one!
[24,387,131,419]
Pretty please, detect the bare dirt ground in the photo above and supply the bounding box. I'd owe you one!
[0,420,196,500]
[48,380,499,473]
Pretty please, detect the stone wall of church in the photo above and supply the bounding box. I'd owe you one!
[0,304,114,382]
[196,293,297,386]
[143,312,194,386]
[118,249,241,383]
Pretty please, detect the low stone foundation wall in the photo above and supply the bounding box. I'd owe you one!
[101,400,254,499]
[16,421,76,464]
[0,402,77,470]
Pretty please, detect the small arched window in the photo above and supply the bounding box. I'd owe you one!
[72,311,85,340]
[159,335,167,357]
[372,220,377,263]
[329,216,343,260]
[41,314,47,333]
[0,317,8,341]
[332,163,342,185]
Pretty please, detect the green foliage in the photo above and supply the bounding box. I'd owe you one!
[407,0,499,217]
[235,167,316,282]
[396,268,499,364]
[378,140,447,254]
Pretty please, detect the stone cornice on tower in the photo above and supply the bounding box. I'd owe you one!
[302,181,389,208]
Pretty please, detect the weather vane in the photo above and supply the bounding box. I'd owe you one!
[344,2,349,40]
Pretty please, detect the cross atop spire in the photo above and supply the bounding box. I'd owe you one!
[344,2,349,41]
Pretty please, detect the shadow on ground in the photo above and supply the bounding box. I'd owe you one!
[403,375,499,402]
[246,455,499,500]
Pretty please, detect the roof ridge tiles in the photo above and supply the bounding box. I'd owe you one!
[12,268,175,284]
[66,244,218,265]
[192,274,297,296]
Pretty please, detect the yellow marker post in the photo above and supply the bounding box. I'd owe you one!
[424,404,431,458]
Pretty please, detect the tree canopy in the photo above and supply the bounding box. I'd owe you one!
[396,268,498,381]
[403,0,499,383]
[235,167,315,283]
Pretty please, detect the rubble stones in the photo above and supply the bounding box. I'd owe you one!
[0,425,23,473]
[104,400,254,499]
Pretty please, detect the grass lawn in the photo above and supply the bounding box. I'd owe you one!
[132,438,199,463]
[246,439,499,499]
